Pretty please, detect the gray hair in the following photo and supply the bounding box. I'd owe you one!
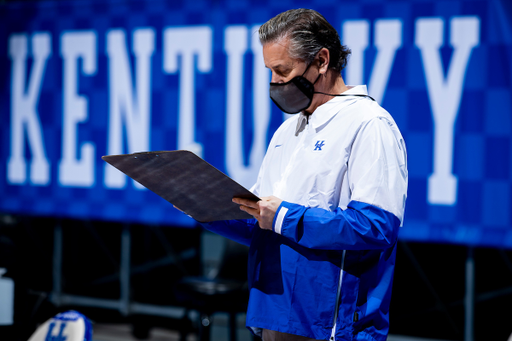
[259,8,351,74]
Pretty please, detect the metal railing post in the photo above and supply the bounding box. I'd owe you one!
[52,223,62,306]
[464,247,474,341]
[120,224,131,316]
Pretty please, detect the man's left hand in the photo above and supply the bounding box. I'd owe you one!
[232,196,283,230]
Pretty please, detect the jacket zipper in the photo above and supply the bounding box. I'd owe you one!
[330,250,346,340]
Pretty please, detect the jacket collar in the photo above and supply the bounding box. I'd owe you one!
[295,85,369,136]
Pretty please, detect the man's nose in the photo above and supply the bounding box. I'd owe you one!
[271,73,284,83]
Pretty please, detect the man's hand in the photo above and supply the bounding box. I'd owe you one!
[233,196,283,230]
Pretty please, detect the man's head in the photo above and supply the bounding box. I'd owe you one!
[259,8,351,78]
[259,9,351,114]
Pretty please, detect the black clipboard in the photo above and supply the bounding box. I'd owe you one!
[102,150,260,222]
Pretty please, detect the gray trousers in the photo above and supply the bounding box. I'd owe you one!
[262,329,320,341]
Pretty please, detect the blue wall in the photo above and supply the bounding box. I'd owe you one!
[1,0,511,248]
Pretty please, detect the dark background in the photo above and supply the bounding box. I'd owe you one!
[1,216,512,340]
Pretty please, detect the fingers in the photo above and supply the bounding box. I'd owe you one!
[239,204,260,217]
[232,197,259,209]
[233,196,281,230]
[233,198,261,218]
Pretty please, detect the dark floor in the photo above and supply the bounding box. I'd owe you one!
[90,321,458,341]
[91,312,250,341]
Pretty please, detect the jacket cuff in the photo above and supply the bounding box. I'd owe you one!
[272,201,307,241]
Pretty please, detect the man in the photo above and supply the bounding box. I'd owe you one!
[199,8,407,341]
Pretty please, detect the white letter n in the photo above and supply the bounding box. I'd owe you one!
[105,29,155,189]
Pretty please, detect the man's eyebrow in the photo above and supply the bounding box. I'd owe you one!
[268,64,291,72]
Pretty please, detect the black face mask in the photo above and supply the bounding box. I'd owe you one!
[269,62,321,114]
[269,62,375,114]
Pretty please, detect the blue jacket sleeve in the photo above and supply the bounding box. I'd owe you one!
[273,200,400,250]
[200,218,258,247]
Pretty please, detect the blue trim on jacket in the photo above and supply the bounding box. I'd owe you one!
[274,200,399,250]
[200,200,400,341]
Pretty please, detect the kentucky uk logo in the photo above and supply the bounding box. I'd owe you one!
[314,141,325,151]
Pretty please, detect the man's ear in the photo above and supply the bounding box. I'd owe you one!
[317,48,330,75]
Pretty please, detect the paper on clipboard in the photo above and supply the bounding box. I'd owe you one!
[102,150,260,222]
